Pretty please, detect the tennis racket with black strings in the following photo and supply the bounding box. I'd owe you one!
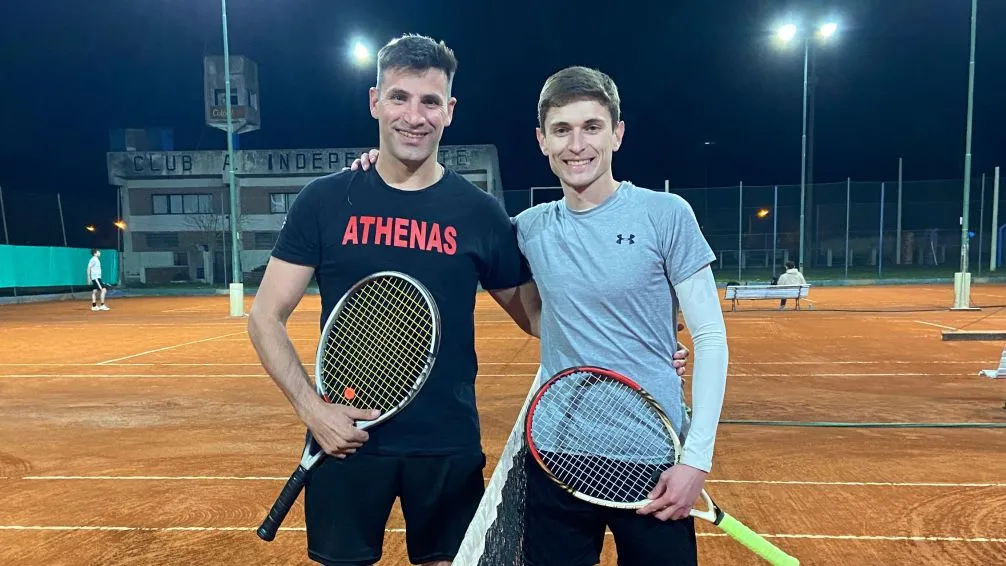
[524,366,799,565]
[257,271,441,541]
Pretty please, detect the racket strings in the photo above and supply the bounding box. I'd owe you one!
[320,276,434,411]
[325,278,431,406]
[323,281,428,409]
[531,371,675,503]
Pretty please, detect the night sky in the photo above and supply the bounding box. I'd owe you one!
[1,0,1004,247]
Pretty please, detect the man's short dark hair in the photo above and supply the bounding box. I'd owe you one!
[91,248,98,256]
[376,34,458,92]
[538,66,621,130]
[785,261,796,270]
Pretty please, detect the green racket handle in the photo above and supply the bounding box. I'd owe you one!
[717,513,800,566]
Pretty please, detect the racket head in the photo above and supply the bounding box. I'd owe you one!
[524,366,682,508]
[314,271,440,430]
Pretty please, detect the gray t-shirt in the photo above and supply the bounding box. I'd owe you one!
[514,182,715,458]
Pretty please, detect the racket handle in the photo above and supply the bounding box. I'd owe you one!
[257,465,310,542]
[717,513,800,566]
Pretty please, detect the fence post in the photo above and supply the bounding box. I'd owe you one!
[897,158,903,264]
[0,184,8,245]
[772,185,778,277]
[979,172,986,276]
[737,181,743,281]
[845,178,851,280]
[57,193,68,247]
[878,182,885,277]
[992,167,1001,272]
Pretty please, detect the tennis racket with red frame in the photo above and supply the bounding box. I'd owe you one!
[257,271,441,541]
[524,366,799,565]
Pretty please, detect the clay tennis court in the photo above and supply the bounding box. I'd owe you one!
[1,283,1005,565]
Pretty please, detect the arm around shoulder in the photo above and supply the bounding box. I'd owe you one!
[489,279,541,337]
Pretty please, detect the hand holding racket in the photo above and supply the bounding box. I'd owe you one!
[301,402,379,459]
[257,271,441,542]
[525,366,799,566]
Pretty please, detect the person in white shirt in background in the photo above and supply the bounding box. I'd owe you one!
[87,249,109,311]
[775,261,807,310]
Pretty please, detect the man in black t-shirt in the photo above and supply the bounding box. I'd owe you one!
[247,35,535,566]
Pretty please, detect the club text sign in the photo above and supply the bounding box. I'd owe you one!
[107,146,493,180]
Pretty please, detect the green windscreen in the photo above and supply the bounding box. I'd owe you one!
[0,245,119,289]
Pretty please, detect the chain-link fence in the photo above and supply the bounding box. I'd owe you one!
[501,170,1004,282]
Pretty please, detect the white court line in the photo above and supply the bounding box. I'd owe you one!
[0,526,1001,543]
[915,320,960,331]
[0,373,529,379]
[0,362,541,367]
[0,374,269,379]
[16,476,1006,488]
[708,479,1006,488]
[159,306,216,313]
[0,360,994,367]
[0,372,970,379]
[732,372,965,377]
[94,332,248,365]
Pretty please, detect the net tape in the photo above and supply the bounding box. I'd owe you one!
[453,366,542,566]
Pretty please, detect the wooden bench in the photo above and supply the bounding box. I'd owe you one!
[723,284,811,311]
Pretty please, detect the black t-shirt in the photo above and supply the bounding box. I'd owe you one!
[271,167,531,456]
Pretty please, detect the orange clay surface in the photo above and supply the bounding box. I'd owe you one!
[1,283,1005,565]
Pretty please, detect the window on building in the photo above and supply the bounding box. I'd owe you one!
[269,192,298,213]
[146,232,179,249]
[253,231,279,250]
[152,195,169,214]
[152,194,214,214]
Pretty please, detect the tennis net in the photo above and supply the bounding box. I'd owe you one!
[453,367,541,565]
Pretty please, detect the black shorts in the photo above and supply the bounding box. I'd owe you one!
[90,278,105,291]
[522,453,698,566]
[303,450,486,566]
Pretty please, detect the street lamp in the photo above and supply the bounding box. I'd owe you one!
[776,19,839,274]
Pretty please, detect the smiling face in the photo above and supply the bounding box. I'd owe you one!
[535,66,624,194]
[537,99,623,192]
[368,34,459,171]
[370,67,456,167]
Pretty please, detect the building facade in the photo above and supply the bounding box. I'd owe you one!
[106,145,504,285]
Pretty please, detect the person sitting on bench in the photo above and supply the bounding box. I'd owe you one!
[775,261,807,310]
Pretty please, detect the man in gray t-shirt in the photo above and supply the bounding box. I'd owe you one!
[513,66,729,566]
[345,65,716,565]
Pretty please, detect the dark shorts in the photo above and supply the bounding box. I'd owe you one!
[90,278,105,291]
[303,450,486,566]
[522,453,698,566]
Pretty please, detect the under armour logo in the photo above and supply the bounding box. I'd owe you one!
[616,234,635,245]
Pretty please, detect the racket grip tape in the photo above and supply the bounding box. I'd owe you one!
[257,465,310,542]
[717,513,800,566]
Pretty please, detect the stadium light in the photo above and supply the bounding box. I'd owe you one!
[351,40,372,66]
[777,23,797,42]
[85,225,96,232]
[818,22,838,38]
[774,17,840,274]
[756,209,770,219]
[114,220,127,230]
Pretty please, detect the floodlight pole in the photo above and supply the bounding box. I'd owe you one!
[798,37,809,273]
[222,0,243,316]
[953,0,978,310]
